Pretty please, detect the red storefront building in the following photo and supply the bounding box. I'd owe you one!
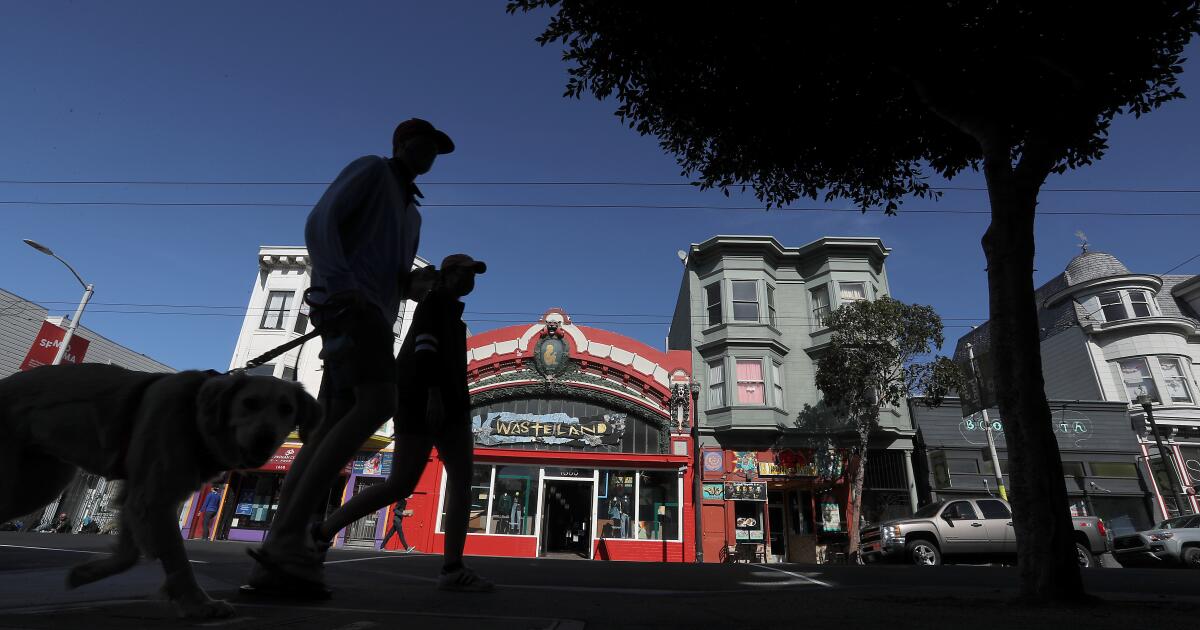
[186,309,699,562]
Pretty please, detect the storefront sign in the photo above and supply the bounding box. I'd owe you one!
[259,447,299,472]
[757,449,818,477]
[19,321,90,370]
[702,483,725,500]
[702,450,725,473]
[543,467,590,478]
[725,482,767,501]
[258,446,352,475]
[958,410,1094,448]
[353,451,393,477]
[472,411,625,447]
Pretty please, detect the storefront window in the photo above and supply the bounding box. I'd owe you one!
[637,470,680,541]
[230,473,282,530]
[597,470,635,539]
[492,465,538,535]
[439,464,493,534]
[734,501,764,541]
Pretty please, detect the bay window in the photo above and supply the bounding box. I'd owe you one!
[1113,355,1197,406]
[1082,289,1158,323]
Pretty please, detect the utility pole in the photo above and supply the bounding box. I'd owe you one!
[967,342,1007,501]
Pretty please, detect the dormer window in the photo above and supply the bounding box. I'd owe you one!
[1082,289,1158,323]
[1129,290,1152,317]
[1099,291,1127,321]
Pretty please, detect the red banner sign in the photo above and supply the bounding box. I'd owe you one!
[256,445,352,475]
[19,321,90,370]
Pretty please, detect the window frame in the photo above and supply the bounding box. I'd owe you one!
[704,282,723,327]
[771,361,785,410]
[766,284,777,328]
[1157,356,1194,404]
[734,357,767,406]
[810,285,831,326]
[1117,357,1160,403]
[1098,290,1128,322]
[838,281,867,305]
[730,280,760,323]
[259,290,294,330]
[707,359,726,409]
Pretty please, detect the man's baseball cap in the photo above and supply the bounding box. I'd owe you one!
[393,118,455,154]
[441,253,486,274]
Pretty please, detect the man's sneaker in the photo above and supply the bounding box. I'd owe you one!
[404,547,420,554]
[310,523,333,563]
[243,547,330,599]
[437,566,494,592]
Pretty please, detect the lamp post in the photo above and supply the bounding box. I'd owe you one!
[1137,390,1191,516]
[24,239,93,365]
[690,377,704,563]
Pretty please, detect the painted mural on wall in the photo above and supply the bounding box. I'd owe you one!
[472,411,626,447]
[732,451,758,476]
[958,409,1095,448]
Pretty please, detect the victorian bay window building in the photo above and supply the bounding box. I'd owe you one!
[953,248,1200,525]
[669,235,920,564]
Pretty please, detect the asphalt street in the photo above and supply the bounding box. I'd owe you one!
[0,532,1196,629]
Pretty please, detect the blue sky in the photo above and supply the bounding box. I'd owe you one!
[2,1,1199,371]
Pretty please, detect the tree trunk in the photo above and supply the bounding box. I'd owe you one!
[847,422,869,563]
[981,164,1086,602]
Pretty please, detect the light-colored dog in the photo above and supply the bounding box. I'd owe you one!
[0,363,321,618]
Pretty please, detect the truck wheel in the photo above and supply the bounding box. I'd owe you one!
[1183,547,1200,569]
[906,540,941,566]
[1075,543,1096,568]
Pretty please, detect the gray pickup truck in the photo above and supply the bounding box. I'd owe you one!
[860,498,1110,567]
[1112,514,1200,568]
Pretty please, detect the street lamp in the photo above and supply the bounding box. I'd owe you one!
[1136,389,1191,516]
[24,239,94,366]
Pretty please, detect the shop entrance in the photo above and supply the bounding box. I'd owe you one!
[343,477,384,548]
[539,480,594,559]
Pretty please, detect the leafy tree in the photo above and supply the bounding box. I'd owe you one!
[797,297,962,563]
[509,0,1198,600]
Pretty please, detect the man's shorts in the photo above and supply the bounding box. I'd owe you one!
[314,304,398,400]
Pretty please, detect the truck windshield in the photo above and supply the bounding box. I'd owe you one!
[1157,515,1199,530]
[912,502,944,519]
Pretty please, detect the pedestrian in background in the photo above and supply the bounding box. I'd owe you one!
[379,497,415,552]
[200,486,222,539]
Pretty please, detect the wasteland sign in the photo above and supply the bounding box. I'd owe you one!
[472,412,626,447]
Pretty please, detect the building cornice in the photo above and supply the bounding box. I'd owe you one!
[689,235,890,270]
[1081,316,1199,338]
[1043,274,1163,308]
